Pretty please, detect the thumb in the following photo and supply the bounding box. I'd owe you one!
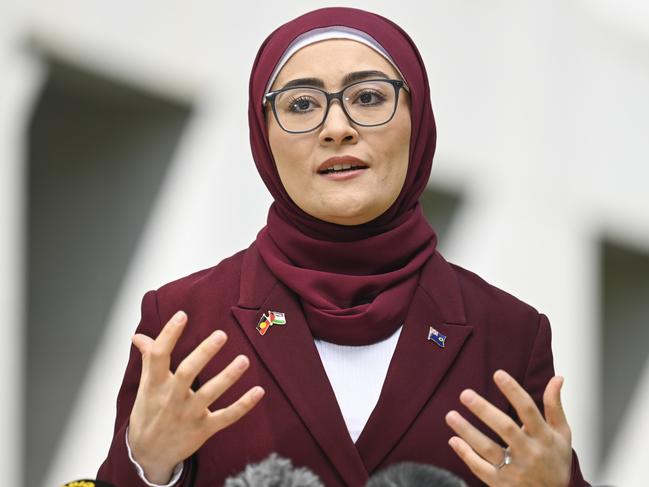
[543,375,571,442]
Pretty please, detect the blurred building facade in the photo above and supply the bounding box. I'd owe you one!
[1,1,648,486]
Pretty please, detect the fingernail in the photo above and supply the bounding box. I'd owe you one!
[211,330,226,345]
[460,389,477,405]
[252,386,265,400]
[445,410,458,424]
[448,436,459,448]
[494,369,509,385]
[173,311,186,324]
[236,355,249,370]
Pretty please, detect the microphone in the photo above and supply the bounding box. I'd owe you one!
[366,462,468,487]
[223,453,324,487]
[60,481,116,487]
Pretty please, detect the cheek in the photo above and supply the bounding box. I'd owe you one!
[269,133,313,194]
[267,119,292,170]
[380,127,411,201]
[382,117,411,181]
[395,113,412,175]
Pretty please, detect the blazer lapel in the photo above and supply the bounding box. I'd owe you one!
[355,252,473,472]
[231,244,368,486]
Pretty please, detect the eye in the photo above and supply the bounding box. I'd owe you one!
[286,96,319,113]
[354,89,387,106]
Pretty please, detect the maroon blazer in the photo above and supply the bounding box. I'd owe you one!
[97,243,588,486]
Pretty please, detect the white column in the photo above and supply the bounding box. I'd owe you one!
[0,4,46,486]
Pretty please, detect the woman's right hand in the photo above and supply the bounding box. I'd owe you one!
[127,310,265,484]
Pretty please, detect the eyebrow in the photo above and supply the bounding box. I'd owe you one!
[279,70,391,90]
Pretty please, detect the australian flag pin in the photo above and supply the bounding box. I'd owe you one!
[257,310,286,335]
[427,326,446,348]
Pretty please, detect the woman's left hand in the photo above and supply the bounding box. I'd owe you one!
[445,370,572,487]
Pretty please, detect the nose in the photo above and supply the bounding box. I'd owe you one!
[318,100,358,145]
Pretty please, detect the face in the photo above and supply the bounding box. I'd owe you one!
[266,39,411,226]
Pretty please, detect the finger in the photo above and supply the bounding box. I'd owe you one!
[131,333,154,354]
[174,330,227,390]
[448,436,496,485]
[460,389,526,449]
[131,333,155,379]
[493,369,546,437]
[543,376,571,440]
[194,354,250,407]
[147,311,187,376]
[445,410,505,466]
[208,386,265,434]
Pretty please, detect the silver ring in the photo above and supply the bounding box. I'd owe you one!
[495,446,512,469]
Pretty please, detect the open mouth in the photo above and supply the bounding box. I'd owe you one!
[318,164,368,175]
[317,156,369,177]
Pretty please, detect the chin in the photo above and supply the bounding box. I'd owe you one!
[316,204,386,226]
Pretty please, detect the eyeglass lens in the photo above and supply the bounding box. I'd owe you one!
[273,80,398,132]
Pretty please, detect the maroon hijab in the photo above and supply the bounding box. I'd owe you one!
[249,7,438,345]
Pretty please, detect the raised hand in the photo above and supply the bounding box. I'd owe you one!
[127,311,265,484]
[445,370,572,487]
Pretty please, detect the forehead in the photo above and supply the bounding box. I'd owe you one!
[271,39,401,89]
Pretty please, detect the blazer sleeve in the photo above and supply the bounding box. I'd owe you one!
[97,290,192,487]
[523,314,589,487]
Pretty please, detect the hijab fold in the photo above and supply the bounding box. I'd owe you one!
[249,7,438,345]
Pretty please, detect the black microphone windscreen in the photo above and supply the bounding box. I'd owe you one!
[224,453,324,487]
[366,462,467,487]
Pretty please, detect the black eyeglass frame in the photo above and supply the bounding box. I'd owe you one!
[263,78,408,134]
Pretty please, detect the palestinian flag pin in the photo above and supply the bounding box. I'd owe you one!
[257,310,286,335]
[427,326,446,348]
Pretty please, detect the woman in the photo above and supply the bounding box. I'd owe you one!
[98,7,588,487]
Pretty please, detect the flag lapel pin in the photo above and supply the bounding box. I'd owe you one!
[268,310,286,326]
[427,326,446,348]
[257,310,286,335]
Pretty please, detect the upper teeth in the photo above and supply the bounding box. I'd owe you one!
[331,163,352,171]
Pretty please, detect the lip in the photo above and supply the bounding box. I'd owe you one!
[316,156,369,174]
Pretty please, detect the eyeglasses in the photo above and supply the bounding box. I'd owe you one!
[264,79,408,134]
